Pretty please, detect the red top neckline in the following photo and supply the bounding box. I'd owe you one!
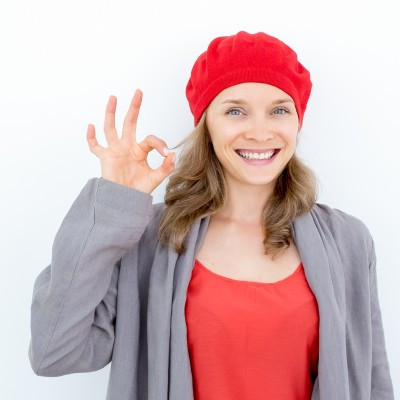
[194,258,303,286]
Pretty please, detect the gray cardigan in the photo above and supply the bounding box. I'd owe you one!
[28,177,394,399]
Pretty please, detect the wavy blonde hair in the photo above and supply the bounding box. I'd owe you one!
[157,108,319,260]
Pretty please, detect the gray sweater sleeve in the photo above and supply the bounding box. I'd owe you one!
[28,177,154,377]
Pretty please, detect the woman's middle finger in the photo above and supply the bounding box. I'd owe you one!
[121,88,142,146]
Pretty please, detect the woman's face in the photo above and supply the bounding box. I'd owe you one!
[205,82,300,187]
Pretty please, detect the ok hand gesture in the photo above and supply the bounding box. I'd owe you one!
[86,89,176,194]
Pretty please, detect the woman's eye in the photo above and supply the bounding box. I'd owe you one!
[273,107,289,115]
[226,107,243,116]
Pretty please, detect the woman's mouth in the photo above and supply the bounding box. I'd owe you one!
[235,149,280,165]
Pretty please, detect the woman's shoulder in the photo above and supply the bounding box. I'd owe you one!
[310,202,374,250]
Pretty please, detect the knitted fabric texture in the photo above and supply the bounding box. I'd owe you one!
[185,30,312,129]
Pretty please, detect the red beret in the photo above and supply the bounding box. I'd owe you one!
[185,31,312,129]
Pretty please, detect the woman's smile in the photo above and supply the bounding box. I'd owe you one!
[235,148,280,165]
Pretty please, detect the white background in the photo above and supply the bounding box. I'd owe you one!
[1,0,399,398]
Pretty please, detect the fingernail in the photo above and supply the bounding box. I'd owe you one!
[163,147,170,156]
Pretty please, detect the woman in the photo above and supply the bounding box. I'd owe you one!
[28,31,394,399]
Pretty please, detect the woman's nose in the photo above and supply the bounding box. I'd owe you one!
[246,117,275,140]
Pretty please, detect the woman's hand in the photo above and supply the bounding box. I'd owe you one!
[86,89,176,194]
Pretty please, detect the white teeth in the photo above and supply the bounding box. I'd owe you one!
[237,150,275,160]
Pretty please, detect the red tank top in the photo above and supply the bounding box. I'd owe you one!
[184,259,319,400]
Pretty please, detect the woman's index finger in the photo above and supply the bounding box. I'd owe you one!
[121,88,143,142]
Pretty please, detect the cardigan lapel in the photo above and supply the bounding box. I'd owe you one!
[291,207,350,400]
[147,213,210,400]
[146,237,178,400]
[169,215,210,400]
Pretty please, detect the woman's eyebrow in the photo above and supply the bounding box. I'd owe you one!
[221,98,294,105]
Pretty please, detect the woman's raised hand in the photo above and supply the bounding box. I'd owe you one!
[86,89,176,194]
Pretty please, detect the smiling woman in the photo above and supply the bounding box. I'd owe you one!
[28,30,394,400]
